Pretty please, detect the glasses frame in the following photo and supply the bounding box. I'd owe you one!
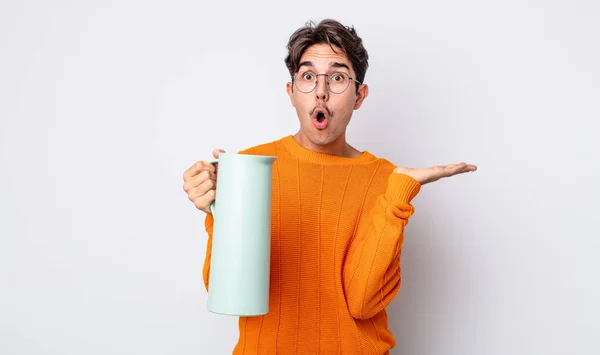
[293,72,362,94]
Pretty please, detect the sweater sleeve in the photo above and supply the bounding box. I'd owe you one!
[342,173,421,320]
[202,214,214,291]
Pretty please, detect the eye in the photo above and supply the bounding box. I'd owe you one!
[331,73,345,82]
[301,72,314,81]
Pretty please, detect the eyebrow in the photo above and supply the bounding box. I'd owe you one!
[298,61,350,71]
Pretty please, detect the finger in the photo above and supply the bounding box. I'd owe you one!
[193,177,217,196]
[188,181,216,202]
[191,189,216,211]
[213,149,226,159]
[183,161,212,182]
[448,163,476,176]
[183,161,216,182]
[454,163,477,173]
[183,170,216,192]
[434,163,460,178]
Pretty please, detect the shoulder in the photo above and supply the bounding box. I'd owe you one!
[237,136,288,156]
[371,156,397,174]
[359,150,398,175]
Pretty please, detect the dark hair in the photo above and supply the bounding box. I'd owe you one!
[284,19,369,92]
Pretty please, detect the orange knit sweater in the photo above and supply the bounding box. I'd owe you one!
[203,135,421,355]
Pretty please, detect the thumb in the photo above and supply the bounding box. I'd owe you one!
[213,149,226,159]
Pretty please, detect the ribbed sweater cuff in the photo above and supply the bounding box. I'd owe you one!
[385,173,421,204]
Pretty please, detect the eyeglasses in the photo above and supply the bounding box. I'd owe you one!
[293,72,362,94]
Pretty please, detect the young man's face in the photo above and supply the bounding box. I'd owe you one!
[286,43,368,148]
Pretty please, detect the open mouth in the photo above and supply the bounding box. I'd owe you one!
[312,108,329,130]
[316,111,326,122]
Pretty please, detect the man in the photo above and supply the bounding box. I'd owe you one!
[183,19,476,355]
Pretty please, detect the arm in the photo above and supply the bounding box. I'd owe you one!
[342,160,477,319]
[342,173,421,319]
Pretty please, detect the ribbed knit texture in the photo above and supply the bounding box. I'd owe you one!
[203,135,421,355]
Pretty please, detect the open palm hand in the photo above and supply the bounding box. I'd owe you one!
[394,162,477,185]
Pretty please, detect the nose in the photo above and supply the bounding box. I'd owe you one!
[314,75,329,101]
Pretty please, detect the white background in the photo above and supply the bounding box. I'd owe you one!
[1,0,599,354]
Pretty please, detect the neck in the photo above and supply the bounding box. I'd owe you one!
[292,131,360,158]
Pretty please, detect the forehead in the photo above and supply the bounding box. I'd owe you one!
[299,43,352,71]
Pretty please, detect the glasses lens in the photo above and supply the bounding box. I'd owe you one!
[328,72,350,94]
[295,72,317,93]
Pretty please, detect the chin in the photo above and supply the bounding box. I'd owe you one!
[307,131,339,146]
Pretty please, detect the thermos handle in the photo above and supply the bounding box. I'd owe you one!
[209,159,218,218]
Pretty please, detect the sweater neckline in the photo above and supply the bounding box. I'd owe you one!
[280,135,376,165]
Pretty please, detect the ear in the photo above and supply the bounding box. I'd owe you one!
[353,84,369,110]
[286,82,296,107]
